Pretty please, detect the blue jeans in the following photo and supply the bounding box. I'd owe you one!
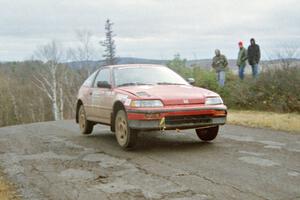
[251,64,259,78]
[238,65,245,80]
[217,71,225,87]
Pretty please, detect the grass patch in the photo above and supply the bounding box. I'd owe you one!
[0,174,19,200]
[227,110,300,133]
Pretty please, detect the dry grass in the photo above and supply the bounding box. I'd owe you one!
[0,175,19,200]
[228,110,300,133]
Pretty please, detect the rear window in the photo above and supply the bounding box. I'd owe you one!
[82,70,98,87]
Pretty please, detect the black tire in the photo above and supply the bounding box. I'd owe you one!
[196,126,219,141]
[78,105,94,135]
[115,110,137,149]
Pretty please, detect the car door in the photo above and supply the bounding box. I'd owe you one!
[90,68,113,124]
[81,70,98,118]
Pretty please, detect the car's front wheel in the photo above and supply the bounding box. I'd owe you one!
[195,126,219,141]
[115,110,137,149]
[78,105,94,135]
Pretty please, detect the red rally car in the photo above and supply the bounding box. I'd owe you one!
[76,64,227,149]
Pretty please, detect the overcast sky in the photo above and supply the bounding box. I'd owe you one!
[0,0,299,61]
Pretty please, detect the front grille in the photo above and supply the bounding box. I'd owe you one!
[165,115,212,125]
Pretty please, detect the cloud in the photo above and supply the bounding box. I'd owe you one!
[0,0,299,61]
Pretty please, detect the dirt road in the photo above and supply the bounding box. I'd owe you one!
[0,120,299,200]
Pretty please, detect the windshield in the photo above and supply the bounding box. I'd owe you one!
[113,66,189,87]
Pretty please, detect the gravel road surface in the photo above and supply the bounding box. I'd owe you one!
[0,120,299,200]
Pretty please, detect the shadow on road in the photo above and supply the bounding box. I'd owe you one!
[81,129,216,152]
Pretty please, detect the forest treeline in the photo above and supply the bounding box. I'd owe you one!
[0,60,89,127]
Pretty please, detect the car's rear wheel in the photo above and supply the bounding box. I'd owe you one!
[78,105,94,135]
[195,126,219,141]
[115,110,137,149]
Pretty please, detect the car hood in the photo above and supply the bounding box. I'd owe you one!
[118,85,219,105]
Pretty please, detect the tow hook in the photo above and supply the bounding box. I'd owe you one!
[159,117,166,132]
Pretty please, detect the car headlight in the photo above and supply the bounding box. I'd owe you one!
[205,97,223,105]
[130,100,164,108]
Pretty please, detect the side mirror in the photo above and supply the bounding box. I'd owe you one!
[187,78,195,85]
[97,81,111,89]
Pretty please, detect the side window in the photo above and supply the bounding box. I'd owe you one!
[82,70,98,87]
[93,68,111,87]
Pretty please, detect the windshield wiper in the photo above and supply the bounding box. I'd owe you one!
[156,82,185,85]
[117,82,153,87]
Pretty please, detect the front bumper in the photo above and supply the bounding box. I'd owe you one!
[128,117,226,130]
[126,105,227,131]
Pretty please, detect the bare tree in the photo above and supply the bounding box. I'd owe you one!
[275,46,299,69]
[68,29,95,76]
[265,45,300,70]
[76,29,94,64]
[7,78,19,122]
[0,73,17,126]
[33,40,65,120]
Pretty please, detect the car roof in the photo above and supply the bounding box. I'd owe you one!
[102,64,166,69]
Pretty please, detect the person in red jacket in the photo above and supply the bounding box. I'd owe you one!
[237,41,248,80]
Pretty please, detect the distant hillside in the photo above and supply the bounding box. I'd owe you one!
[187,59,238,70]
[116,57,168,65]
[66,57,168,69]
[66,57,300,71]
[66,57,230,70]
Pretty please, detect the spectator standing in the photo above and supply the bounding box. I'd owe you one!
[212,49,228,87]
[247,38,261,78]
[237,41,247,80]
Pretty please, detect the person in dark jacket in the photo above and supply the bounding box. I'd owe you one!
[247,38,260,78]
[237,41,247,80]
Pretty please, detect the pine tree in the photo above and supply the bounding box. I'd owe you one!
[101,19,117,65]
